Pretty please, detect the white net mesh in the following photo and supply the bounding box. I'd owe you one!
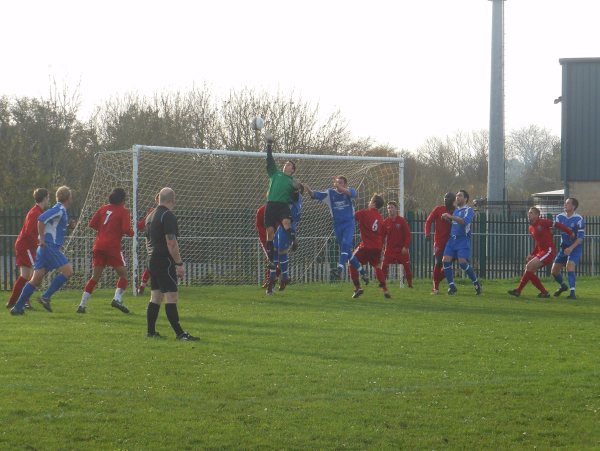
[65,146,403,289]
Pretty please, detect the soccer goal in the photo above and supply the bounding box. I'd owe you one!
[65,145,404,290]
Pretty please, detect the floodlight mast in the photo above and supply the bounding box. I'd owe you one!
[487,0,506,212]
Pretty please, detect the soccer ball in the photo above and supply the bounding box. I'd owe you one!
[251,116,264,131]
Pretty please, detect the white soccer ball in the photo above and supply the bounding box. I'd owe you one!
[252,116,264,130]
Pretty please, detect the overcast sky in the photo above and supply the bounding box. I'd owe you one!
[2,0,598,151]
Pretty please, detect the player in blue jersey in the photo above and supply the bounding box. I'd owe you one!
[10,186,75,314]
[441,189,482,295]
[305,176,364,280]
[551,197,585,299]
[270,186,303,293]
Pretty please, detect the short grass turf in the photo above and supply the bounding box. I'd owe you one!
[2,278,600,450]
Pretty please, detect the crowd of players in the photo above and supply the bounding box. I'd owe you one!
[257,134,585,300]
[5,138,586,339]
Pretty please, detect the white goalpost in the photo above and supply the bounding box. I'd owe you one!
[65,145,404,291]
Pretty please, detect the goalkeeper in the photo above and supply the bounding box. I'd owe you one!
[264,134,302,289]
[270,185,304,293]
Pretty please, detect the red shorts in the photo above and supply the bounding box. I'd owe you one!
[92,249,126,268]
[15,243,37,267]
[532,248,555,267]
[352,246,382,267]
[433,241,448,258]
[383,252,410,266]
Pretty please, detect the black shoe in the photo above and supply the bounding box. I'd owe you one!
[568,291,577,300]
[24,301,33,310]
[111,299,130,314]
[361,274,369,285]
[447,285,457,295]
[76,305,86,314]
[508,289,520,297]
[474,282,482,295]
[9,307,24,315]
[136,285,145,296]
[554,285,568,297]
[537,292,550,298]
[279,277,290,291]
[352,288,364,299]
[38,296,52,312]
[176,332,200,341]
[147,331,164,338]
[330,268,341,280]
[383,291,391,299]
[266,281,274,296]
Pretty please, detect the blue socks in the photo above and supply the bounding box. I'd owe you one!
[340,252,349,268]
[554,273,565,287]
[459,262,478,283]
[567,271,576,290]
[14,282,36,310]
[279,253,289,280]
[443,262,454,286]
[43,273,68,299]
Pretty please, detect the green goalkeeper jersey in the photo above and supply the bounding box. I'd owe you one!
[266,147,295,203]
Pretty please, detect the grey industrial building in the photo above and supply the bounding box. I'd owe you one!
[559,57,600,215]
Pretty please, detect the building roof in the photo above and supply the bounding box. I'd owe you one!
[532,189,564,196]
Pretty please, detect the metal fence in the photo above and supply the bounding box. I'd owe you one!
[1,208,599,290]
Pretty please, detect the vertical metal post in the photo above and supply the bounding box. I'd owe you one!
[487,0,506,210]
[132,145,140,295]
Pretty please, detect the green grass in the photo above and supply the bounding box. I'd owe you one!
[2,278,600,450]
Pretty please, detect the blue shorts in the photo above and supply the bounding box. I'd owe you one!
[443,236,471,260]
[554,245,583,265]
[334,222,354,254]
[275,226,290,250]
[34,244,69,272]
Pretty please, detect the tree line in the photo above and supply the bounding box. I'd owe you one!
[0,85,561,211]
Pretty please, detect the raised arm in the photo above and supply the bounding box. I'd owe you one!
[265,134,277,176]
[553,220,575,238]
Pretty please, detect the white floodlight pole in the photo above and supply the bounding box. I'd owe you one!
[487,0,506,211]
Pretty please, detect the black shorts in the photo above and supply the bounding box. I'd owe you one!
[264,201,291,229]
[149,257,178,293]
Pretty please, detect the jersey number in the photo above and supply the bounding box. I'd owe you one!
[104,210,113,225]
[372,219,379,232]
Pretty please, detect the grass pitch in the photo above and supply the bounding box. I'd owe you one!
[2,278,600,449]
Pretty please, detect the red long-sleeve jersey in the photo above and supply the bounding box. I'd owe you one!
[382,215,411,254]
[424,205,454,246]
[529,218,572,253]
[15,204,44,248]
[90,203,134,254]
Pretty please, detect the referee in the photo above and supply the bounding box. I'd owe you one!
[145,187,199,341]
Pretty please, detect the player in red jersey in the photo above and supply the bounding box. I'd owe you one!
[424,192,455,294]
[382,201,413,288]
[136,193,159,295]
[76,188,134,313]
[349,194,389,299]
[6,188,49,309]
[255,204,280,288]
[508,207,574,298]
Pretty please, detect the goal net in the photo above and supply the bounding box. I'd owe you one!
[65,145,404,290]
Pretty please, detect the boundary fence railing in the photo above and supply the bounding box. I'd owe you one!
[1,208,599,290]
